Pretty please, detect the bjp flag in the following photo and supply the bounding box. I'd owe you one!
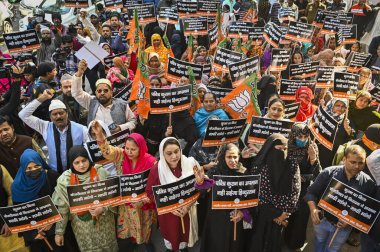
[220,73,261,122]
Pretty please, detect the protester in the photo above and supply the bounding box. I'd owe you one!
[295,86,317,122]
[145,34,169,65]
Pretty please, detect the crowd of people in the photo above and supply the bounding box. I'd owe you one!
[1,0,380,251]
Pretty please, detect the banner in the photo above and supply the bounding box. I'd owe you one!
[289,61,319,79]
[158,7,179,24]
[212,175,261,209]
[208,25,218,49]
[346,52,372,72]
[208,86,233,101]
[64,0,88,7]
[279,79,316,100]
[333,72,359,99]
[263,22,283,48]
[183,17,208,36]
[248,116,294,144]
[150,85,192,114]
[278,7,296,22]
[229,56,260,87]
[270,48,291,71]
[104,0,123,10]
[316,66,347,88]
[166,57,204,83]
[0,196,62,233]
[202,119,246,147]
[197,1,219,16]
[177,0,198,17]
[284,21,315,43]
[308,105,339,150]
[248,27,264,45]
[152,175,200,215]
[284,102,300,121]
[213,48,244,73]
[118,169,150,204]
[4,30,40,53]
[127,4,156,24]
[67,177,121,214]
[318,178,380,233]
[86,129,130,164]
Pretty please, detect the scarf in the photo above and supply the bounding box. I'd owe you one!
[288,123,310,164]
[194,107,229,137]
[11,149,50,203]
[295,87,316,122]
[209,144,246,176]
[53,121,73,174]
[145,34,169,65]
[325,98,348,122]
[122,133,156,174]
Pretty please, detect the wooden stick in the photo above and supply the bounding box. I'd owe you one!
[214,146,222,162]
[43,237,53,251]
[328,227,340,247]
[168,113,172,127]
[233,209,237,241]
[181,216,185,234]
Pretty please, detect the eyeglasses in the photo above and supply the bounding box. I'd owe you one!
[96,89,110,94]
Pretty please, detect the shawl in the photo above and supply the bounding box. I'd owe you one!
[194,107,229,137]
[11,149,50,203]
[145,34,169,65]
[295,87,317,122]
[122,133,156,174]
[348,101,380,132]
[325,98,348,122]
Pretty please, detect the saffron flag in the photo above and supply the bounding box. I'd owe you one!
[126,9,143,54]
[187,66,201,116]
[220,73,261,122]
[187,34,194,62]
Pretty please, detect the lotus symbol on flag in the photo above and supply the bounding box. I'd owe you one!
[227,90,250,113]
[138,81,146,100]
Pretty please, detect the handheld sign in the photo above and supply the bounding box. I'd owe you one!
[337,24,357,46]
[75,41,109,70]
[248,116,294,144]
[158,7,179,24]
[316,66,347,88]
[321,17,350,35]
[152,175,200,215]
[308,105,339,150]
[114,82,133,102]
[227,21,254,39]
[208,25,219,49]
[278,7,296,23]
[263,22,283,48]
[284,102,301,121]
[177,0,198,18]
[166,57,204,83]
[212,175,261,209]
[248,27,264,45]
[3,30,40,53]
[213,48,244,73]
[127,4,156,24]
[208,86,233,101]
[64,0,88,7]
[284,21,315,43]
[370,85,380,105]
[86,129,130,165]
[318,178,380,233]
[333,72,359,99]
[289,61,319,79]
[270,48,291,71]
[197,1,219,16]
[0,196,62,233]
[229,56,260,87]
[202,119,246,147]
[104,0,123,10]
[202,64,212,77]
[67,177,121,213]
[104,52,129,69]
[183,17,208,36]
[149,85,192,114]
[279,79,316,100]
[118,170,151,205]
[346,52,372,73]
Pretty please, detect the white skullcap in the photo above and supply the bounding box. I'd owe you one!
[49,99,67,112]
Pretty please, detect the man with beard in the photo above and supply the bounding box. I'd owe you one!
[19,90,88,173]
[56,74,87,125]
[72,59,136,134]
[36,27,59,64]
[50,12,68,43]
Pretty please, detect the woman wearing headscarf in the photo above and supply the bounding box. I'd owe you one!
[284,123,321,250]
[295,86,317,122]
[146,52,166,85]
[257,75,278,112]
[193,143,251,252]
[358,67,374,91]
[107,55,135,94]
[171,33,186,60]
[248,134,301,252]
[317,98,355,168]
[11,149,60,252]
[194,93,229,137]
[146,137,200,252]
[92,121,156,250]
[52,146,118,252]
[145,33,169,65]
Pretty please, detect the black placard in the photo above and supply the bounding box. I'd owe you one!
[346,52,372,71]
[278,7,296,22]
[333,72,359,99]
[86,129,130,164]
[149,85,192,114]
[318,178,380,233]
[227,21,254,39]
[248,116,294,144]
[248,27,264,45]
[212,175,261,209]
[119,169,150,204]
[158,7,179,24]
[313,10,353,28]
[279,79,316,100]
[270,48,291,71]
[284,21,315,43]
[67,177,121,213]
[0,196,62,233]
[370,85,380,104]
[321,17,350,35]
[104,51,129,68]
[289,61,319,79]
[309,105,339,150]
[202,64,212,77]
[213,48,244,73]
[177,0,198,17]
[202,119,246,147]
[263,22,283,48]
[197,1,219,16]
[183,17,208,36]
[166,57,204,83]
[316,66,347,88]
[152,175,200,215]
[284,102,300,120]
[104,0,123,9]
[208,86,233,101]
[114,82,133,101]
[337,24,357,45]
[229,56,260,87]
[64,0,88,7]
[127,4,156,24]
[3,30,40,53]
[208,25,219,49]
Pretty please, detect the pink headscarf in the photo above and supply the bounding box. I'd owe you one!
[121,133,156,174]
